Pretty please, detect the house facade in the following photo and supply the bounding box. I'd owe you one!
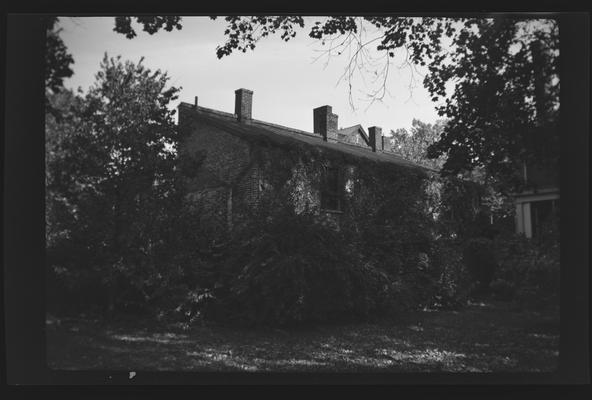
[177,88,429,234]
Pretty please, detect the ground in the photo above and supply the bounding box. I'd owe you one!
[46,300,559,373]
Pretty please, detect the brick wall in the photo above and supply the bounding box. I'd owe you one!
[178,105,253,233]
[179,116,252,190]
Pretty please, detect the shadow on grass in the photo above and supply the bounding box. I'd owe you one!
[46,300,559,372]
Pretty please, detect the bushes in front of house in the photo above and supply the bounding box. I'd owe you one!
[463,237,498,291]
[426,238,472,309]
[191,199,476,326]
[388,238,473,312]
[195,207,398,326]
[45,199,217,319]
[490,231,559,309]
[487,210,560,309]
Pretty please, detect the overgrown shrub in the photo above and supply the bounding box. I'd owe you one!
[198,207,398,327]
[489,278,515,301]
[463,237,497,290]
[45,196,218,319]
[427,238,472,309]
[492,230,559,309]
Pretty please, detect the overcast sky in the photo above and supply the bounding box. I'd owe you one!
[59,16,442,135]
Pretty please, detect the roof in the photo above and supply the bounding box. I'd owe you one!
[179,102,436,172]
[337,124,370,146]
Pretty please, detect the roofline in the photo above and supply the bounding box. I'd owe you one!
[181,102,321,138]
[339,124,363,132]
[338,124,370,145]
[178,101,436,173]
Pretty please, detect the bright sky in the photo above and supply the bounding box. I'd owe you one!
[59,16,441,135]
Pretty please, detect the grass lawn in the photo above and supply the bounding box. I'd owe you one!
[46,300,559,373]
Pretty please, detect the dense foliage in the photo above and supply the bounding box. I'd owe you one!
[45,17,74,120]
[463,238,498,290]
[428,238,471,310]
[45,17,74,95]
[491,213,560,309]
[424,18,559,187]
[386,117,515,241]
[46,55,186,313]
[388,119,447,171]
[199,207,397,326]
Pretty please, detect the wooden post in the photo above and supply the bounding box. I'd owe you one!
[523,202,532,238]
[515,203,524,235]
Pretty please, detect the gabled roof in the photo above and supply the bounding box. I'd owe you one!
[179,102,435,172]
[337,124,370,146]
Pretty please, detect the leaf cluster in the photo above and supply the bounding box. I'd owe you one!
[113,16,183,39]
[211,16,305,58]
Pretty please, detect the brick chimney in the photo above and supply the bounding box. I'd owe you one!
[368,126,383,152]
[313,105,338,142]
[235,88,253,122]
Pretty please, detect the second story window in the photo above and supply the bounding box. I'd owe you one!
[320,166,343,212]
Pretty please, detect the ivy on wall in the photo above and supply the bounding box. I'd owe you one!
[218,136,434,270]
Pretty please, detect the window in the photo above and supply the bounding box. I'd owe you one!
[320,166,343,211]
[530,199,557,239]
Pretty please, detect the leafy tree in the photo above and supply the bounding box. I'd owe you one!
[45,17,75,119]
[385,117,515,239]
[387,118,447,171]
[46,89,87,250]
[46,55,182,311]
[423,18,559,186]
[45,17,74,94]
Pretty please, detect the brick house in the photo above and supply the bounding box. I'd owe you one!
[177,88,429,234]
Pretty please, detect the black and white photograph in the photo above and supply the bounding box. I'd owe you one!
[3,10,589,386]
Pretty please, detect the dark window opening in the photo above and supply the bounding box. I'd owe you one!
[320,166,343,212]
[530,199,556,239]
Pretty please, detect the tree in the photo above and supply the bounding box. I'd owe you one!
[45,17,74,94]
[209,16,559,188]
[46,89,87,251]
[46,55,182,311]
[45,17,75,119]
[385,118,515,238]
[423,18,559,186]
[387,118,447,170]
